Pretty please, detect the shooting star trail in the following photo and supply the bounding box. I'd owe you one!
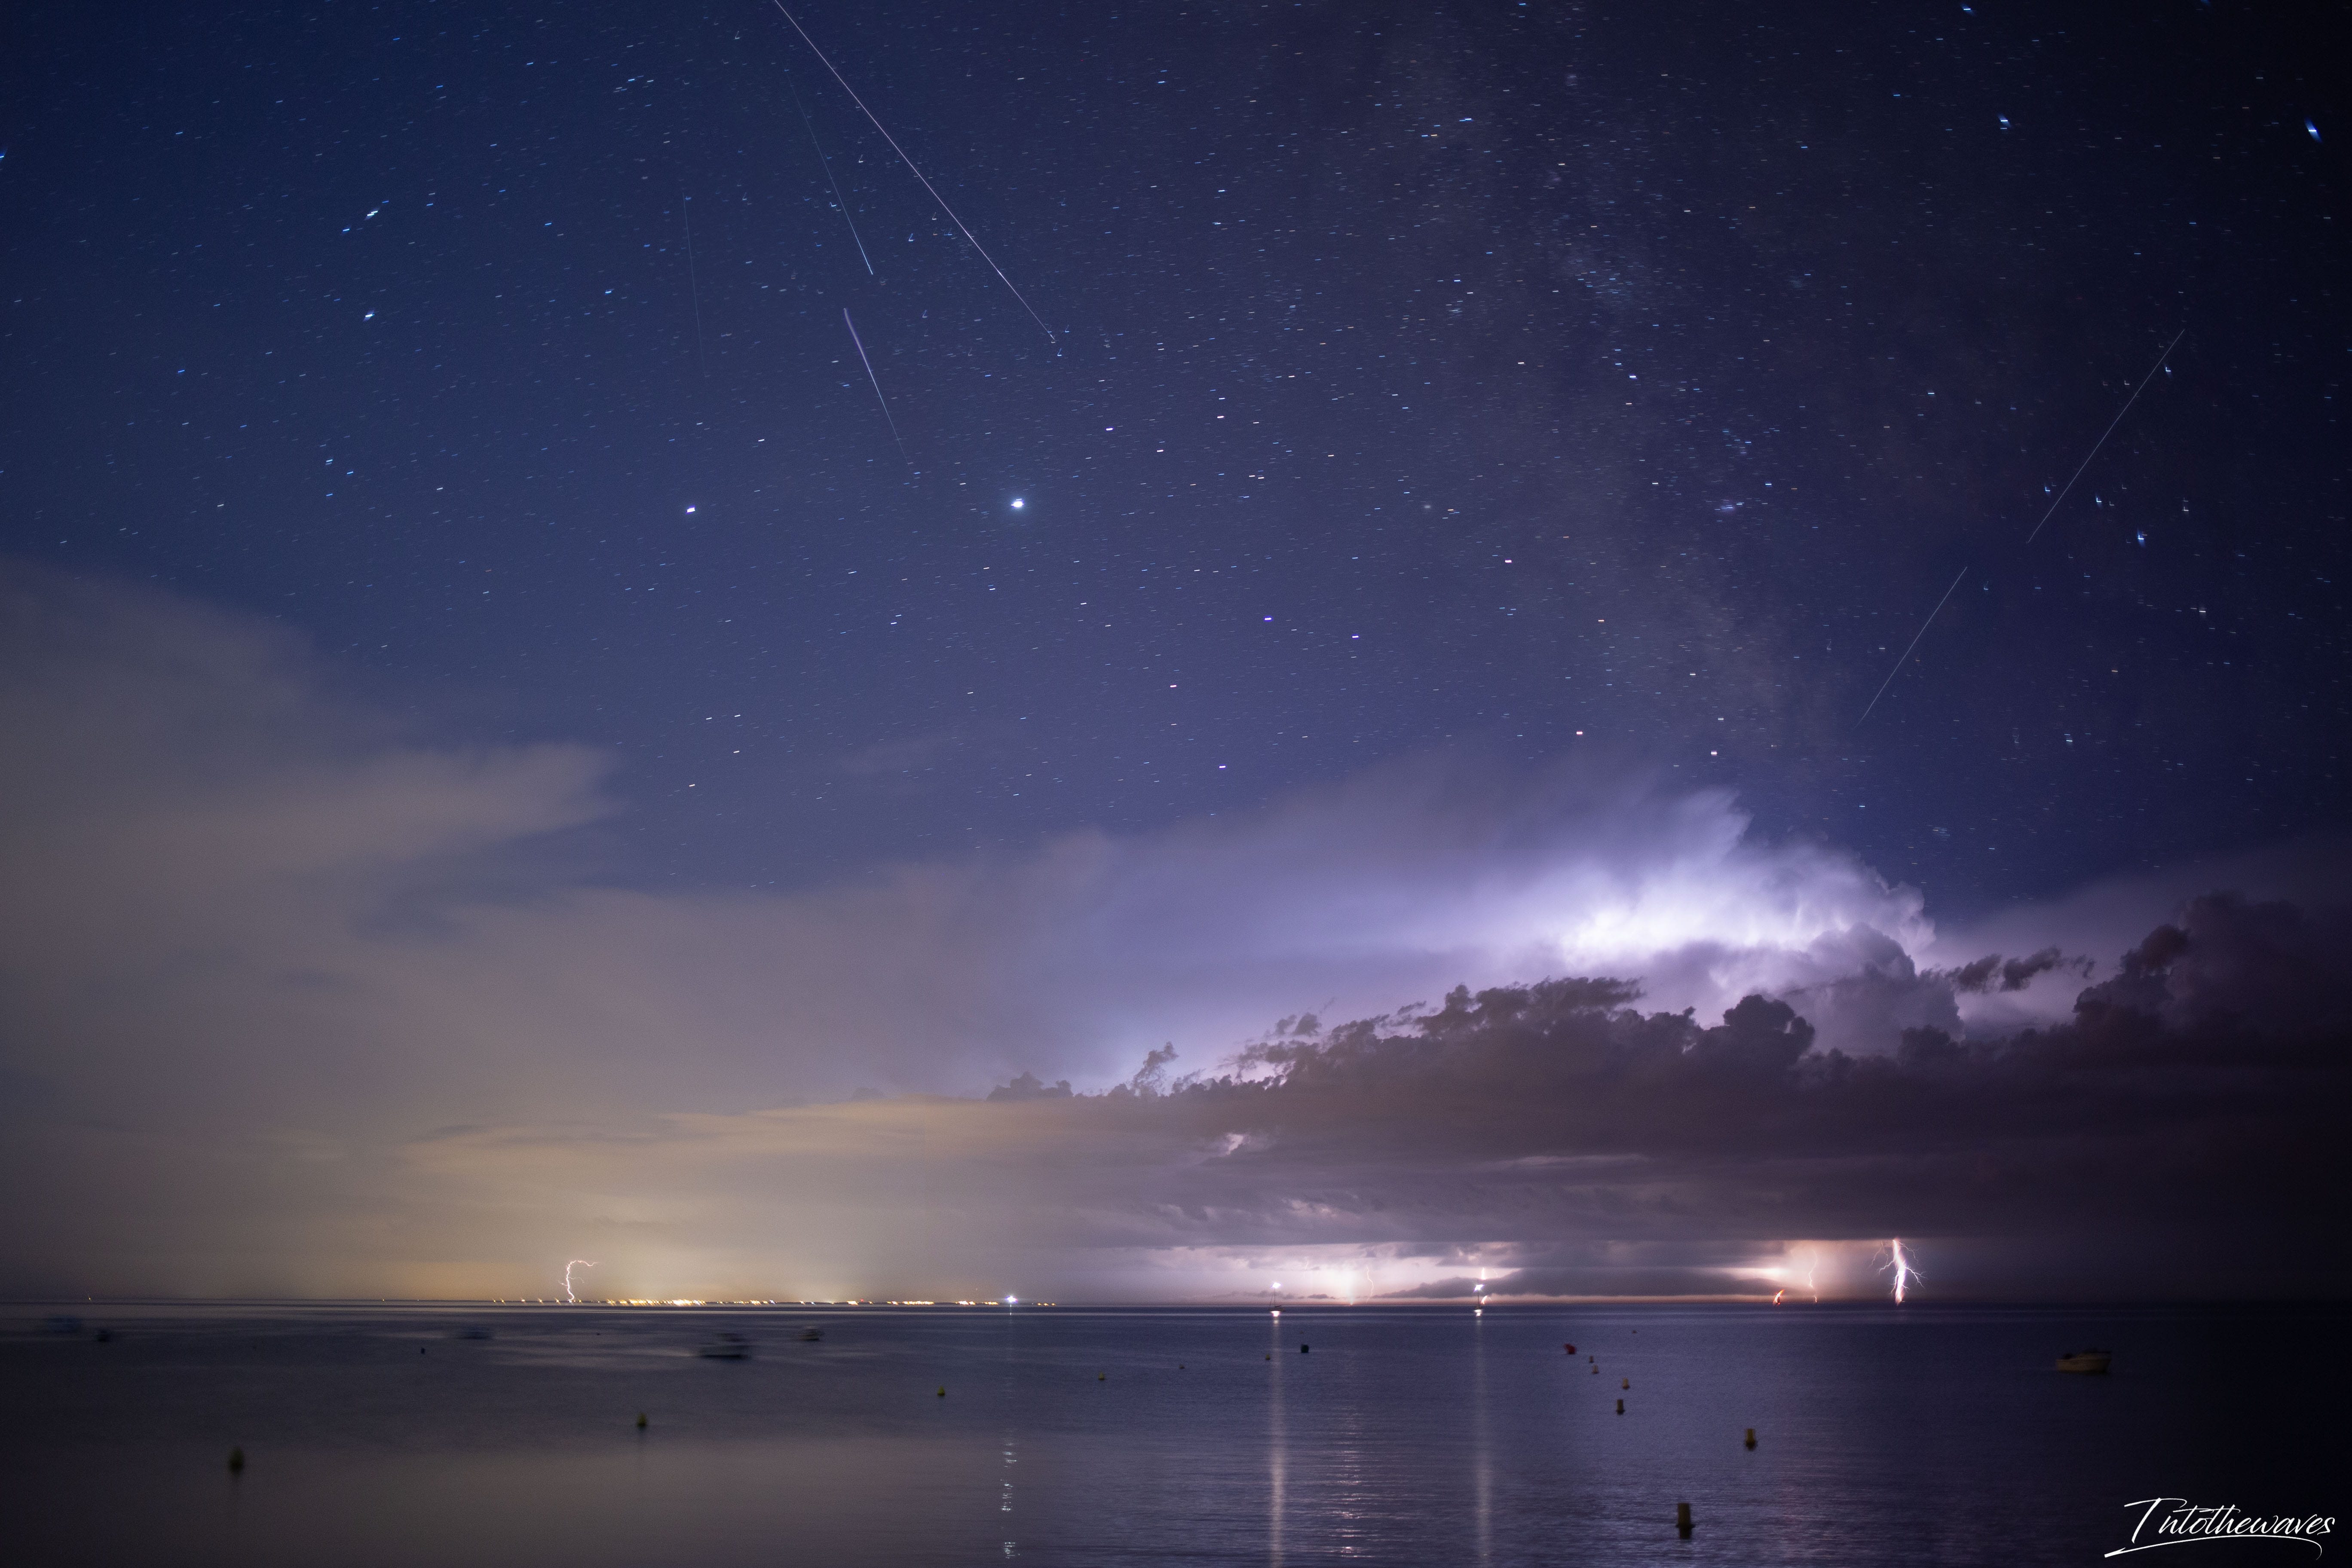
[682,194,708,376]
[2023,329,2184,543]
[1858,566,1968,726]
[787,74,872,276]
[843,308,912,471]
[768,1,1056,352]
[1860,329,2182,723]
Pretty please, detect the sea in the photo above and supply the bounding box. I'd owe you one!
[3,1301,2343,1566]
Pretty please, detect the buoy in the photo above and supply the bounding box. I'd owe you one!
[1590,1365,1598,1374]
[1300,1344,1310,1354]
[1676,1501,1694,1537]
[1615,1398,1624,1415]
[1265,1354,1271,1360]
[1745,1427,1757,1449]
[227,1447,245,1474]
[940,1386,949,1396]
[1622,1378,1629,1389]
[1097,1374,1106,1381]
[1563,1342,1576,1354]
[635,1413,647,1429]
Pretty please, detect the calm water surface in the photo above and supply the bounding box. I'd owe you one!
[3,1302,2342,1565]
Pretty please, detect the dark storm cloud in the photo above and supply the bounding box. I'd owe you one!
[1943,947,2084,993]
[3,564,2341,1300]
[411,894,2352,1302]
[967,896,2349,1297]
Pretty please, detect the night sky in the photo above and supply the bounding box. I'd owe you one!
[2,0,2347,1301]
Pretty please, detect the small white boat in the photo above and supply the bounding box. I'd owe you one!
[2055,1349,2111,1374]
[698,1332,753,1360]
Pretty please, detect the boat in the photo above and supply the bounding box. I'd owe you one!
[698,1332,753,1360]
[2055,1349,2112,1374]
[798,1326,825,1342]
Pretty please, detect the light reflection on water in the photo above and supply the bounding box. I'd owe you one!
[1472,1310,1492,1567]
[4,1302,2343,1566]
[1268,1308,1285,1568]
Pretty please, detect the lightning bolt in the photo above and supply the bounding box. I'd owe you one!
[1882,1238,1920,1305]
[564,1259,597,1304]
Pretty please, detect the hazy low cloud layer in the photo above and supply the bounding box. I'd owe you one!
[404,896,2351,1303]
[2,566,2343,1299]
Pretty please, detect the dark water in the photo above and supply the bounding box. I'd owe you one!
[3,1302,2343,1566]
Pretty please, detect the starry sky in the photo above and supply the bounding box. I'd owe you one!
[1,0,2347,1300]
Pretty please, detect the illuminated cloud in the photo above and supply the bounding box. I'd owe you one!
[1,565,2344,1300]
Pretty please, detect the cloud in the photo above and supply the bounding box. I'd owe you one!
[398,910,2352,1302]
[1,563,2342,1301]
[986,1072,1073,1102]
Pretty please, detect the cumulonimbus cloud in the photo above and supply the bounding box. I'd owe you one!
[2,563,2342,1301]
[407,896,2352,1302]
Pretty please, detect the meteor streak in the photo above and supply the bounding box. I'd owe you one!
[2023,330,2184,544]
[1858,567,1967,726]
[767,1,1056,351]
[786,74,872,276]
[1859,330,2182,722]
[843,309,912,472]
[681,195,707,377]
[564,1259,597,1303]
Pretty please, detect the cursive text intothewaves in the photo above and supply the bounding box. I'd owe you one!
[2108,1499,2334,1558]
